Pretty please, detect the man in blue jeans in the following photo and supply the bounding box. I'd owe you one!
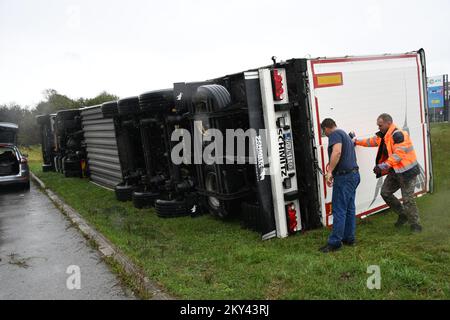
[319,118,361,253]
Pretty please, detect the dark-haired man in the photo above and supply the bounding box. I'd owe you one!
[319,118,360,253]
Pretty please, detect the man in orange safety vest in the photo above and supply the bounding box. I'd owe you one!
[354,113,422,232]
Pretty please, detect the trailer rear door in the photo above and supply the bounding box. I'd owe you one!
[307,52,432,227]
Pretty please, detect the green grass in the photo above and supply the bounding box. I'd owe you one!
[29,123,450,299]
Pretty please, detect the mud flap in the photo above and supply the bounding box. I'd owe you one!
[244,71,277,240]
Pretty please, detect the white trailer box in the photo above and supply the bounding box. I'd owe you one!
[305,51,432,227]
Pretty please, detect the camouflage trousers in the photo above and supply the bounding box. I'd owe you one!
[380,172,420,225]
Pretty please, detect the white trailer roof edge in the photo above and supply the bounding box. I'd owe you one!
[308,50,421,63]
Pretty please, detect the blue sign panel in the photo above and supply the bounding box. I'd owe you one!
[427,86,444,108]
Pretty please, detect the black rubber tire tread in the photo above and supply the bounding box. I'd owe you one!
[57,109,80,121]
[118,96,140,115]
[63,159,80,171]
[36,114,50,126]
[155,199,190,218]
[139,89,174,113]
[101,101,119,118]
[194,84,231,111]
[115,184,134,202]
[208,85,229,108]
[132,191,160,209]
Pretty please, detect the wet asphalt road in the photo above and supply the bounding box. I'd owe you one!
[0,183,133,300]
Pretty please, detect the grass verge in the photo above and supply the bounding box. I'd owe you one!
[27,124,450,299]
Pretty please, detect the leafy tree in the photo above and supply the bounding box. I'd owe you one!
[77,91,119,107]
[34,89,80,115]
[1,89,119,146]
[0,103,39,145]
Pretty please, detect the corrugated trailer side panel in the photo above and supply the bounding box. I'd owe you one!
[81,105,123,189]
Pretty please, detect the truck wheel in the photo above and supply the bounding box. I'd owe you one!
[193,84,231,111]
[132,191,159,209]
[36,114,50,126]
[115,183,134,202]
[57,109,80,121]
[42,163,53,172]
[139,89,174,114]
[118,96,140,115]
[64,158,80,171]
[101,101,119,118]
[155,199,190,218]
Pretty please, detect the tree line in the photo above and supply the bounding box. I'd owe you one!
[0,89,118,146]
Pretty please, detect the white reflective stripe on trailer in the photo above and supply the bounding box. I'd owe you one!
[307,52,432,227]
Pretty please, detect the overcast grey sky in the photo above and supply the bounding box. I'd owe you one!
[1,0,449,108]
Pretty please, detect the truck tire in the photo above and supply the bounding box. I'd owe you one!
[139,89,174,114]
[64,158,80,171]
[193,84,231,111]
[36,114,50,126]
[115,183,134,202]
[155,199,190,218]
[118,96,140,115]
[132,191,160,209]
[101,101,119,118]
[57,109,80,121]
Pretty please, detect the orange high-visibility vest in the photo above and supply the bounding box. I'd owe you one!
[356,123,418,174]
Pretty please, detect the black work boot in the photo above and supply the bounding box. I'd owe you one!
[410,223,423,233]
[342,240,356,246]
[394,214,408,228]
[319,244,341,253]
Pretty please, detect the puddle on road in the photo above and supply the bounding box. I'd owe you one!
[0,252,48,269]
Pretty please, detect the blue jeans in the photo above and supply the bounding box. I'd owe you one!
[328,171,361,248]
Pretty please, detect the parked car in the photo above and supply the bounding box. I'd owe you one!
[0,123,30,190]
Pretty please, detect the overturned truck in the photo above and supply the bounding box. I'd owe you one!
[36,49,433,240]
[165,49,433,239]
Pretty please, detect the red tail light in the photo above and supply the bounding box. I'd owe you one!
[272,69,285,101]
[287,203,298,233]
[20,157,28,164]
